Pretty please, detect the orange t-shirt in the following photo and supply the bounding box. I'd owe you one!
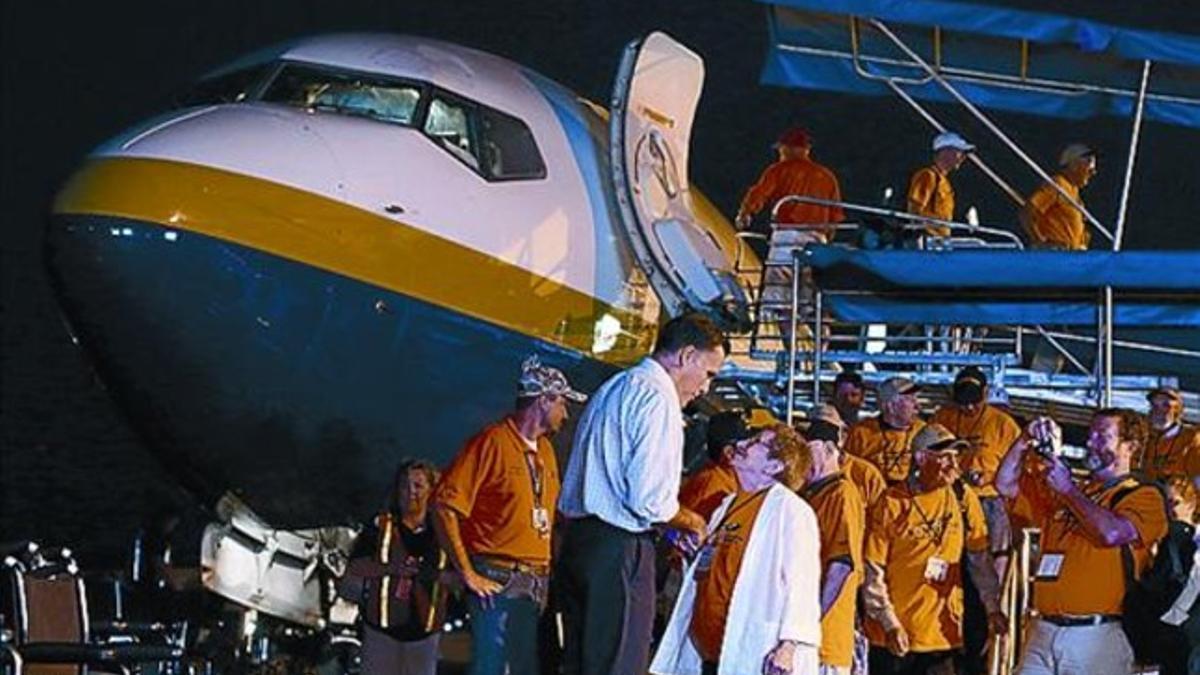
[739,157,844,235]
[802,475,865,668]
[1137,425,1200,482]
[433,418,560,565]
[689,488,770,662]
[679,462,739,521]
[843,453,887,509]
[931,404,1021,498]
[1026,175,1089,250]
[845,418,927,484]
[1009,474,1169,616]
[907,165,954,237]
[864,482,989,652]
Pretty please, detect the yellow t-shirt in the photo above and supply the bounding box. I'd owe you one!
[739,158,844,236]
[1010,474,1169,616]
[802,475,865,667]
[843,453,888,509]
[690,488,771,662]
[931,404,1021,498]
[845,418,927,484]
[1137,424,1200,483]
[864,482,989,652]
[907,165,954,236]
[679,462,739,521]
[1026,175,1088,250]
[434,418,560,565]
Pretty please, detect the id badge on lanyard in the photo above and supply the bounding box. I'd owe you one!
[531,506,551,539]
[924,556,950,583]
[1035,552,1065,580]
[524,449,551,539]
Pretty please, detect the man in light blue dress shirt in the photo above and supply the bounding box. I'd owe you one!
[558,313,728,675]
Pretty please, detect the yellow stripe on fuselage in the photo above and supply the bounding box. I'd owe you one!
[53,156,655,365]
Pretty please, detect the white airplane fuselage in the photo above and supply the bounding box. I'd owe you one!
[47,33,747,525]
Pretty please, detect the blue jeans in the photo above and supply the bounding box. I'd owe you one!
[467,592,540,675]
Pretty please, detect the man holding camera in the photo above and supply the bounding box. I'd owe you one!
[995,409,1169,675]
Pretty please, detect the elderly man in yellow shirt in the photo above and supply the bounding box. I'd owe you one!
[862,424,1005,675]
[907,131,975,238]
[1139,385,1200,485]
[797,404,866,675]
[931,368,1021,566]
[1020,143,1098,250]
[845,377,927,485]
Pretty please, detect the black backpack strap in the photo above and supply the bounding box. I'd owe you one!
[1109,478,1171,590]
[1162,521,1192,582]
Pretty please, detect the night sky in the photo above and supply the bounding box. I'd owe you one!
[5,0,1200,564]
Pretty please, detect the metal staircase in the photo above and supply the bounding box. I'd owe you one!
[720,198,1196,428]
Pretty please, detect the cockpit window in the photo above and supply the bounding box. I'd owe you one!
[176,62,275,107]
[479,107,546,181]
[182,59,547,183]
[424,96,481,171]
[261,64,423,126]
[423,91,545,182]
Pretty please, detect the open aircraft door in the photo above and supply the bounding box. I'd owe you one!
[610,32,751,331]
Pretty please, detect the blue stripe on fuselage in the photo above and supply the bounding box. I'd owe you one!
[46,214,616,525]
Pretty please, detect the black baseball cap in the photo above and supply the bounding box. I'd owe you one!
[953,367,987,405]
[707,411,753,456]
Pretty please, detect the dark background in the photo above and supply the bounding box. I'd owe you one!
[5,0,1200,566]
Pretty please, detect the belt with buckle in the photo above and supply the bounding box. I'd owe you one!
[470,555,550,608]
[1040,614,1121,627]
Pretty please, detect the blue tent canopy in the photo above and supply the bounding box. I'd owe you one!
[804,247,1200,326]
[823,296,1200,327]
[805,248,1200,290]
[759,0,1200,128]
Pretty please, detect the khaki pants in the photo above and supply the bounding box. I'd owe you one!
[1016,619,1134,675]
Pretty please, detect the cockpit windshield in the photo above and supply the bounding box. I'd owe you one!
[176,59,545,182]
[260,63,423,126]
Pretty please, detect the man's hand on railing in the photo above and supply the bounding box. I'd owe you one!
[735,212,752,230]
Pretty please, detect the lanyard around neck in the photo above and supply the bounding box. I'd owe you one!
[910,487,955,548]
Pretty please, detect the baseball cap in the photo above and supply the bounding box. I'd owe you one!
[516,356,587,402]
[932,131,975,153]
[1058,143,1096,167]
[775,127,812,148]
[911,423,969,454]
[1147,386,1183,404]
[707,411,754,452]
[952,367,987,405]
[878,377,920,404]
[803,404,846,443]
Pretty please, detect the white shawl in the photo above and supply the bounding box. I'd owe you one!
[651,483,822,675]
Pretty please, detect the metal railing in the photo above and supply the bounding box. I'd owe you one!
[738,196,1026,419]
[989,528,1040,675]
[732,191,1200,421]
[767,196,1026,249]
